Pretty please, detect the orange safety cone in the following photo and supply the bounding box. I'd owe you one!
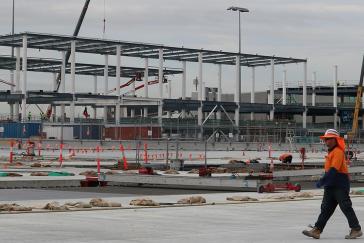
[119,144,128,170]
[59,143,64,168]
[9,140,14,164]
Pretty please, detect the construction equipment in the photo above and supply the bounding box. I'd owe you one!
[258,182,301,193]
[45,0,91,119]
[347,55,364,142]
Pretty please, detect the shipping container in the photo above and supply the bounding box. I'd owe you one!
[43,126,73,140]
[0,122,42,139]
[73,124,103,140]
[104,126,161,140]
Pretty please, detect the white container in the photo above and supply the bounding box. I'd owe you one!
[43,126,73,140]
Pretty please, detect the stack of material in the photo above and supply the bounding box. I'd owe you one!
[177,196,206,204]
[89,198,121,207]
[43,201,69,211]
[129,198,160,206]
[226,196,258,202]
[0,203,32,212]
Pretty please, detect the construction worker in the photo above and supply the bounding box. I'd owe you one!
[27,111,31,121]
[302,129,362,239]
[279,153,292,164]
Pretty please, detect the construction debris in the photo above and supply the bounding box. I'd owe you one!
[30,172,49,176]
[43,201,69,211]
[188,169,199,174]
[6,172,23,177]
[89,198,121,207]
[351,190,364,195]
[226,196,259,202]
[79,170,98,177]
[164,169,179,175]
[64,201,92,208]
[129,198,160,206]
[263,192,315,200]
[177,196,206,204]
[0,203,32,212]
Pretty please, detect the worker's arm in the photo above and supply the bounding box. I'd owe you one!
[316,167,338,188]
[317,150,344,188]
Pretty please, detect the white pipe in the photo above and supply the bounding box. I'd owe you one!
[21,35,27,122]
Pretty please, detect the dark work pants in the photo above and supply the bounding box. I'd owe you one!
[315,187,361,232]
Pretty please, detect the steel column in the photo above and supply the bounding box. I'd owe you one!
[282,70,287,105]
[269,59,274,121]
[303,62,307,129]
[217,64,222,120]
[251,66,255,120]
[115,45,121,124]
[158,49,163,123]
[14,47,20,121]
[198,52,203,129]
[235,55,240,128]
[21,35,27,122]
[312,71,316,106]
[104,54,109,123]
[70,40,76,123]
[93,75,97,119]
[61,51,66,122]
[181,61,187,118]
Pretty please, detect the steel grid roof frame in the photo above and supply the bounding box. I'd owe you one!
[0,32,307,67]
[0,55,182,78]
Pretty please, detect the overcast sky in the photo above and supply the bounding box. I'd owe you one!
[0,0,364,107]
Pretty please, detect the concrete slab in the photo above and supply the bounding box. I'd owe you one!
[0,193,363,242]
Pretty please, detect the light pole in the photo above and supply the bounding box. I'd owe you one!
[227,6,249,54]
[227,6,249,139]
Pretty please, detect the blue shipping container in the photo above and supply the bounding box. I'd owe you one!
[0,122,42,139]
[73,125,102,140]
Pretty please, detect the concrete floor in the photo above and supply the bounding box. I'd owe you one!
[1,193,363,242]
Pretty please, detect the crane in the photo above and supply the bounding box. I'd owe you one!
[347,55,364,144]
[45,0,91,119]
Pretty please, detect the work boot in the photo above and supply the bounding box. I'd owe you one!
[302,227,321,239]
[345,229,363,239]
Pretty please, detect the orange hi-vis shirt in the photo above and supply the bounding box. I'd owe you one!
[324,146,348,174]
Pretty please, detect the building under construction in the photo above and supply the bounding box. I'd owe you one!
[0,31,362,143]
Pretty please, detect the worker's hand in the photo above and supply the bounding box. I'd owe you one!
[315,180,322,188]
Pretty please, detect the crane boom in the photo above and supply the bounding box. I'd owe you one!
[46,0,91,119]
[348,55,364,141]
